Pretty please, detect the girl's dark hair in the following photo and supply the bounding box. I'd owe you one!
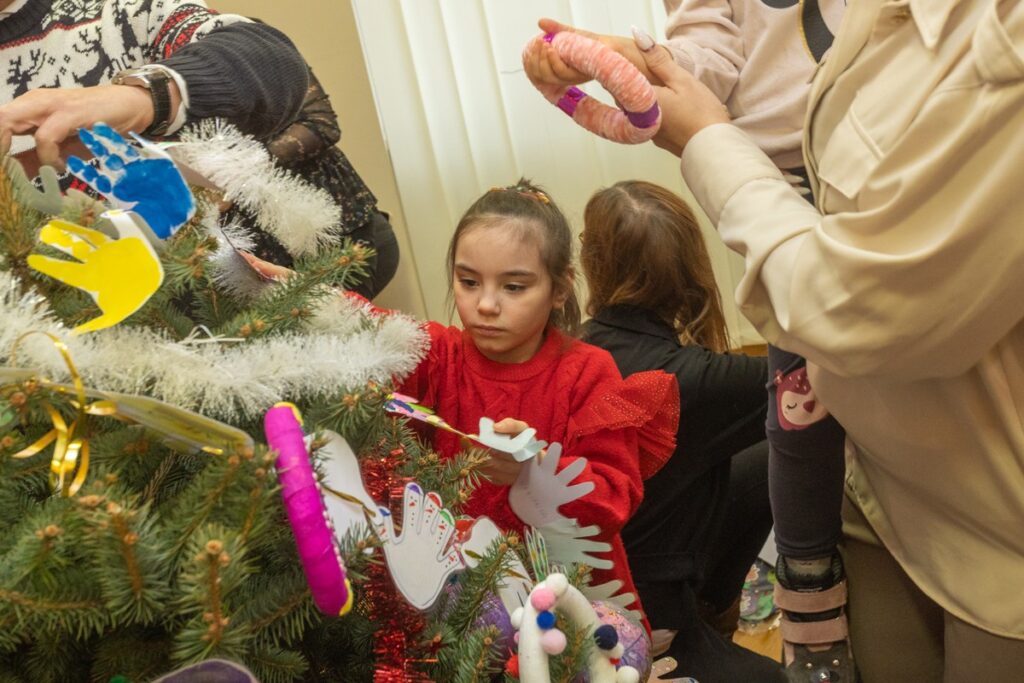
[446,178,581,334]
[581,180,729,352]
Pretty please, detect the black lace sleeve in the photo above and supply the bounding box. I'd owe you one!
[267,68,342,166]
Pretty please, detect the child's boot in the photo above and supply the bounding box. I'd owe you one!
[774,553,856,683]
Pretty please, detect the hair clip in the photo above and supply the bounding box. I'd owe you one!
[490,185,551,204]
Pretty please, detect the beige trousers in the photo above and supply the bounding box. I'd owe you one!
[842,495,1024,682]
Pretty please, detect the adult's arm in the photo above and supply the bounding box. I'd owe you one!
[675,58,1024,380]
[152,13,308,137]
[266,69,342,165]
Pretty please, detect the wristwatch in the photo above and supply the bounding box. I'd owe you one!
[112,67,174,137]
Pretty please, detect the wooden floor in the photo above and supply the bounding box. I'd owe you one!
[733,622,782,661]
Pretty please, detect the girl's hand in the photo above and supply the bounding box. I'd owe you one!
[526,18,661,88]
[479,417,531,485]
[239,250,295,281]
[525,18,649,88]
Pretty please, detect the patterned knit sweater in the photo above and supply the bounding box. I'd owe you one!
[0,0,308,152]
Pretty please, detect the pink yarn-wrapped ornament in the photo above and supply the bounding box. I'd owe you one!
[523,31,660,144]
[264,403,353,616]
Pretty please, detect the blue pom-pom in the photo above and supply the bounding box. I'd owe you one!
[593,624,619,650]
[536,610,556,630]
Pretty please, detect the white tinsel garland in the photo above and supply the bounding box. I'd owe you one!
[171,120,341,258]
[0,272,427,422]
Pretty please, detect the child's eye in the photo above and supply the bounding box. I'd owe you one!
[504,283,526,293]
[458,278,478,288]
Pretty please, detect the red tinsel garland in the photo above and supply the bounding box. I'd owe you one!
[363,446,433,682]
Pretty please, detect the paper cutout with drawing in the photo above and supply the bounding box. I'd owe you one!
[27,210,164,334]
[385,393,545,462]
[371,482,465,610]
[67,123,195,239]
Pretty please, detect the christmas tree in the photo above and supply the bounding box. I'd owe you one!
[0,125,612,683]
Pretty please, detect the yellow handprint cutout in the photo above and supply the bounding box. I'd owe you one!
[27,210,164,334]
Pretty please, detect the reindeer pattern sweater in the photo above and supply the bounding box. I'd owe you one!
[0,0,308,153]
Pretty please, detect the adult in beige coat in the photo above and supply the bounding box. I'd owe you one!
[631,1,1024,680]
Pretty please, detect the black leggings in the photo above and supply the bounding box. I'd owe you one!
[766,345,847,559]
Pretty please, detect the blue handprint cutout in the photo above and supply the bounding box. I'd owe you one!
[67,123,195,239]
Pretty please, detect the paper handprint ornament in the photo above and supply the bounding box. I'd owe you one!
[27,210,163,334]
[67,123,195,239]
[371,483,464,610]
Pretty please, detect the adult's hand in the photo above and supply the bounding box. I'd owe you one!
[525,18,654,88]
[0,83,178,168]
[633,28,730,156]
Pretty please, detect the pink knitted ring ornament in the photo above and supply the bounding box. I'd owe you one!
[524,31,661,144]
[264,403,354,617]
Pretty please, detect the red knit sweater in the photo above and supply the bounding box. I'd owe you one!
[400,323,677,621]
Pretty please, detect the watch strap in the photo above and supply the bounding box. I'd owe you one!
[113,68,174,137]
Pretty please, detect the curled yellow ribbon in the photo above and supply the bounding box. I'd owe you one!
[9,331,90,496]
[4,332,254,497]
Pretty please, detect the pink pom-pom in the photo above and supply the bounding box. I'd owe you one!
[530,586,557,612]
[541,628,568,655]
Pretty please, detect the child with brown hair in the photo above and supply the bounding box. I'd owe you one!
[246,179,679,621]
[581,180,783,682]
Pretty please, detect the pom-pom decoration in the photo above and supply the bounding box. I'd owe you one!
[523,32,661,144]
[264,402,353,616]
[515,573,641,683]
[576,602,652,682]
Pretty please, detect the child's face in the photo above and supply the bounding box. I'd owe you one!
[453,222,564,364]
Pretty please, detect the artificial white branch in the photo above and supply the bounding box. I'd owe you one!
[172,120,341,257]
[0,271,427,422]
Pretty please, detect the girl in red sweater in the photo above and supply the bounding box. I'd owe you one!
[397,180,677,620]
[245,180,677,620]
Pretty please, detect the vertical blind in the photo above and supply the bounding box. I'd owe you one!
[352,0,760,346]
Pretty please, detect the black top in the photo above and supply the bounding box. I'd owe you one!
[582,304,767,481]
[581,304,768,586]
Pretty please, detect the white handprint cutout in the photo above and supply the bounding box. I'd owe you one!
[371,483,464,610]
[509,443,619,571]
[318,430,380,541]
[581,579,642,623]
[509,443,594,528]
[539,518,612,570]
[476,417,547,462]
[458,516,533,616]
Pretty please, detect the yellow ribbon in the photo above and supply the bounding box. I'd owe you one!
[4,332,254,496]
[9,331,91,496]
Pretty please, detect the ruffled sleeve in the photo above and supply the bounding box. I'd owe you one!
[567,370,680,479]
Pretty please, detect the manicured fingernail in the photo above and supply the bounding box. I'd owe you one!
[631,25,656,51]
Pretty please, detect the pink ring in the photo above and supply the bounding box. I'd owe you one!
[265,404,353,616]
[524,31,661,144]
